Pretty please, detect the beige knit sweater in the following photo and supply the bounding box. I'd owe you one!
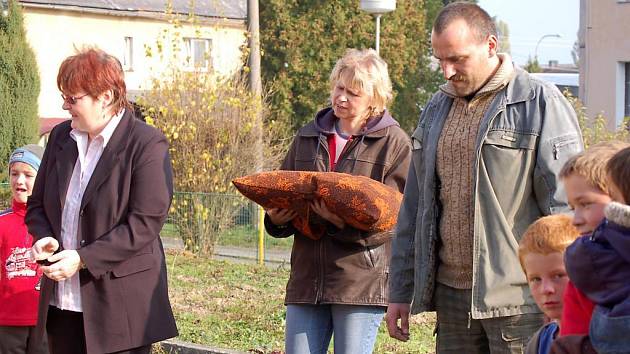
[436,54,515,289]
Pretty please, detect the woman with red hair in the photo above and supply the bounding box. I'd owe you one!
[26,48,178,354]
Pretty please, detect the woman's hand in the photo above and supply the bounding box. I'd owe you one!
[310,199,345,229]
[267,208,297,226]
[41,250,83,282]
[31,237,59,262]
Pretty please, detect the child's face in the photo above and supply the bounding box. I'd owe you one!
[563,174,611,235]
[9,162,37,204]
[523,252,569,321]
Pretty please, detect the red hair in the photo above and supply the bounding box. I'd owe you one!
[57,47,131,112]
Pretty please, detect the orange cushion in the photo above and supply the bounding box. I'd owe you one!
[232,171,402,240]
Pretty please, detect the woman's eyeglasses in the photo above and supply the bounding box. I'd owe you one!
[61,93,89,105]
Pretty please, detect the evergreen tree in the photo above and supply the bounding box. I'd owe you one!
[260,0,442,133]
[0,0,40,180]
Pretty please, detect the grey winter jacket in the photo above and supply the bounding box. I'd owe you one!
[389,67,583,318]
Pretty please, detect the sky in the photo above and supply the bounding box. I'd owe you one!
[477,0,579,66]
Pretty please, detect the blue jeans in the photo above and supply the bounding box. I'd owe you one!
[285,304,385,354]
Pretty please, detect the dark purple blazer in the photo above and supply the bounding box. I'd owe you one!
[26,110,178,353]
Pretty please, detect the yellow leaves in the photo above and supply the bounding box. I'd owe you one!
[140,67,267,195]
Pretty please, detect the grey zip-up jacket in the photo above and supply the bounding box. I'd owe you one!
[389,67,583,319]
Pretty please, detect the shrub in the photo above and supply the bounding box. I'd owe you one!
[565,91,629,147]
[139,69,276,254]
[138,3,288,254]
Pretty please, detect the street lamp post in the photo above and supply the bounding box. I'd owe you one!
[359,0,396,55]
[535,34,561,62]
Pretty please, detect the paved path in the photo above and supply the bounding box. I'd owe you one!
[162,237,291,267]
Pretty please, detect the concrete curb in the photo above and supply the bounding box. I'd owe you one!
[158,339,248,354]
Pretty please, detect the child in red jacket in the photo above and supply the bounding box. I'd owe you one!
[0,144,47,353]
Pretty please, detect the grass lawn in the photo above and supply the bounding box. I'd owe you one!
[164,249,436,353]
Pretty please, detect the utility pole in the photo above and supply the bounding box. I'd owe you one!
[248,0,262,98]
[247,0,265,265]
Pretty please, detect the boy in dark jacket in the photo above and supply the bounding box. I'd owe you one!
[557,141,629,336]
[518,214,580,354]
[0,144,47,354]
[564,146,630,354]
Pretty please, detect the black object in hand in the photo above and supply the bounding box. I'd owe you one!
[36,259,55,266]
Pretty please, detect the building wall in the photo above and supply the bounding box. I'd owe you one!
[580,0,630,128]
[22,6,246,118]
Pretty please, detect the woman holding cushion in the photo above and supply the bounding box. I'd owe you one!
[265,48,411,354]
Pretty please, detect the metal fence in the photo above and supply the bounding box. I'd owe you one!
[166,191,292,256]
[0,182,292,257]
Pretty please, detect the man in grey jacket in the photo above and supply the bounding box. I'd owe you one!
[385,2,583,353]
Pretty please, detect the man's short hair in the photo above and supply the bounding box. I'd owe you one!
[607,146,630,203]
[559,141,630,195]
[433,2,497,42]
[518,214,580,273]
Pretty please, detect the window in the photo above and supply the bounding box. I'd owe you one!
[123,36,133,71]
[615,62,630,126]
[184,38,212,70]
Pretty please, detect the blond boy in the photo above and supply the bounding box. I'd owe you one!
[556,141,630,336]
[519,214,580,354]
[561,146,630,353]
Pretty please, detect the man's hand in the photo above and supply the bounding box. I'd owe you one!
[386,303,411,341]
[266,208,297,226]
[31,237,59,262]
[310,199,345,229]
[41,250,82,282]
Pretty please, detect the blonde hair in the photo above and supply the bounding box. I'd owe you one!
[518,214,580,273]
[329,48,393,117]
[559,140,630,194]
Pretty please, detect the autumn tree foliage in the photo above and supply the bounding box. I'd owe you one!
[260,0,443,133]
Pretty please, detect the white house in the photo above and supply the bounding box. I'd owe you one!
[19,0,248,119]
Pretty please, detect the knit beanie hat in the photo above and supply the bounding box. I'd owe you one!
[9,144,44,172]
